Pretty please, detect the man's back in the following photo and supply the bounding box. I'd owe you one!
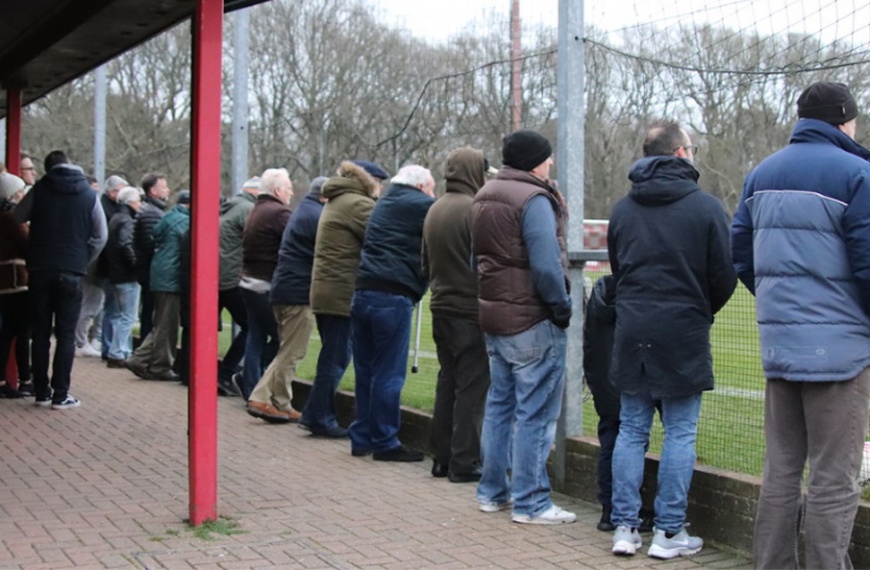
[608,155,736,399]
[25,165,100,275]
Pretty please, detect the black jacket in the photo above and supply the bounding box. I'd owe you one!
[106,206,138,284]
[133,195,166,282]
[607,156,736,399]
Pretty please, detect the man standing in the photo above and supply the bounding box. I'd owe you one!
[471,129,574,524]
[19,154,37,189]
[247,177,326,425]
[133,172,170,343]
[97,175,130,359]
[237,169,293,402]
[608,120,736,558]
[104,187,142,367]
[422,148,490,481]
[733,82,870,569]
[349,165,435,461]
[14,150,107,409]
[125,190,190,381]
[217,176,260,395]
[308,161,379,443]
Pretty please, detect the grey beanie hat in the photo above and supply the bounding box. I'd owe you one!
[0,172,25,201]
[309,176,328,197]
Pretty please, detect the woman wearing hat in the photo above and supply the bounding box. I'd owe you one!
[0,172,32,398]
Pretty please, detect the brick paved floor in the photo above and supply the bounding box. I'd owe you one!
[0,355,751,569]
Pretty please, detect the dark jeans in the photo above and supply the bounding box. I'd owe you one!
[429,316,489,475]
[138,277,153,341]
[218,287,248,379]
[587,367,621,508]
[0,291,32,382]
[348,290,413,453]
[301,313,353,429]
[239,288,278,400]
[29,270,83,402]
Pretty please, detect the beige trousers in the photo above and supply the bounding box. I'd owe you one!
[249,305,314,411]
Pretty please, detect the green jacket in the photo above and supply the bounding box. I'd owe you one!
[218,192,257,290]
[310,161,377,316]
[149,205,190,293]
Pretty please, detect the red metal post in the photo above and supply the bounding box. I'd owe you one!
[5,89,22,388]
[189,0,222,525]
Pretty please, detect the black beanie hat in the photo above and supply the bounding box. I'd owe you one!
[501,129,552,172]
[797,81,858,125]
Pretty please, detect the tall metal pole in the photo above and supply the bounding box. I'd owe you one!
[510,0,522,130]
[555,0,585,485]
[189,0,223,526]
[231,7,250,196]
[94,65,107,184]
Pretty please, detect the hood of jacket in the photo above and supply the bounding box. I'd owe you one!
[219,190,256,216]
[322,161,378,200]
[445,147,486,198]
[627,156,699,207]
[42,164,90,196]
[587,274,615,325]
[790,118,870,161]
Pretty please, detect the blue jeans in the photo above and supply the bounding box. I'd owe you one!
[240,288,278,400]
[301,313,352,430]
[348,290,413,453]
[611,390,702,533]
[476,320,567,517]
[106,281,141,360]
[29,270,83,403]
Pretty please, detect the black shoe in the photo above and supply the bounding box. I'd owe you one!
[17,380,34,397]
[431,460,449,478]
[125,360,150,379]
[373,445,424,462]
[638,509,655,533]
[448,467,482,483]
[597,505,614,531]
[151,371,179,382]
[301,423,348,438]
[0,383,23,398]
[106,358,127,369]
[217,375,241,397]
[351,448,371,457]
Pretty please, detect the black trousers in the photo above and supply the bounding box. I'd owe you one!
[218,287,248,379]
[428,316,490,475]
[0,290,31,382]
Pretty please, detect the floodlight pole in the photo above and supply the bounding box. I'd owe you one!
[555,0,585,486]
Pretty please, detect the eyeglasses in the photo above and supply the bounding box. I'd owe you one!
[674,144,699,155]
[21,167,35,171]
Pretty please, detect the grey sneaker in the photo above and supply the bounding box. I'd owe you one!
[479,499,513,513]
[512,504,577,525]
[647,528,703,559]
[612,525,642,556]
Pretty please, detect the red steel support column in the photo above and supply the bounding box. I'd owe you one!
[5,89,21,174]
[5,89,22,388]
[189,0,222,525]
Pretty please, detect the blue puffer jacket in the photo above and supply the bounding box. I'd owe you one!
[732,118,870,381]
[355,183,434,302]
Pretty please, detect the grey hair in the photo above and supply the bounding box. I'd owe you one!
[104,175,129,192]
[117,186,142,205]
[391,165,432,188]
[259,168,290,196]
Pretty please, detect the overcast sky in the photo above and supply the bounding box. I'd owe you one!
[367,0,869,46]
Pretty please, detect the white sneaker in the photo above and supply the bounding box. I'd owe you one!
[511,504,576,525]
[612,525,642,555]
[76,343,101,358]
[89,339,102,352]
[647,528,703,559]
